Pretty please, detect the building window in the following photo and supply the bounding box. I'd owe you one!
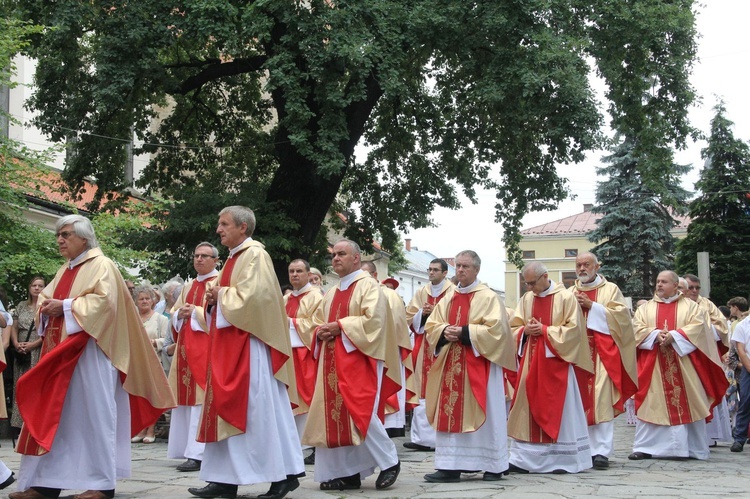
[522,250,535,259]
[561,271,577,288]
[565,249,578,257]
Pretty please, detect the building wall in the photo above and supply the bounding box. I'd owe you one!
[504,234,594,308]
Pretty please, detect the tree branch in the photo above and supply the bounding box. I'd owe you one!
[176,56,268,94]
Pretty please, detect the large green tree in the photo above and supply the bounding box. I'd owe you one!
[675,102,750,304]
[14,0,699,277]
[588,137,690,299]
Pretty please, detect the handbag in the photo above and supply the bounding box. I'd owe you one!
[13,320,35,368]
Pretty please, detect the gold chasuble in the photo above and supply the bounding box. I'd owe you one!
[696,295,730,357]
[285,288,324,415]
[573,278,638,425]
[302,272,401,448]
[17,248,175,455]
[507,283,592,443]
[382,285,416,414]
[197,239,296,443]
[424,283,515,433]
[168,274,217,407]
[633,295,728,426]
[405,280,455,404]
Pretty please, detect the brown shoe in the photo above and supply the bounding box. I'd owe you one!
[73,491,110,499]
[9,490,51,499]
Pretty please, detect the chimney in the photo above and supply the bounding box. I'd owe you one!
[405,238,411,251]
[583,203,593,212]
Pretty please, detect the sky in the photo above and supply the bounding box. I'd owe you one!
[404,1,750,290]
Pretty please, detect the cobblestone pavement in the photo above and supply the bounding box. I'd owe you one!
[1,417,746,498]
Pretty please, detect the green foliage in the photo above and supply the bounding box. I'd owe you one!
[588,136,690,299]
[675,102,750,304]
[15,0,699,276]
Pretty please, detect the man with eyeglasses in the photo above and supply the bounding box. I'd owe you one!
[682,274,732,447]
[165,242,220,473]
[422,251,515,483]
[629,270,726,461]
[189,206,304,499]
[403,259,455,451]
[507,261,593,474]
[571,252,637,470]
[284,258,324,465]
[11,214,174,499]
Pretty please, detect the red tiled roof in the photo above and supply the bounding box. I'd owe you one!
[521,208,690,236]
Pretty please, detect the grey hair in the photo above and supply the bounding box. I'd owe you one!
[219,206,256,236]
[577,251,599,265]
[335,239,361,255]
[309,267,323,278]
[162,278,185,304]
[361,261,377,273]
[661,270,679,284]
[133,285,157,303]
[195,241,219,258]
[456,250,481,268]
[56,214,99,249]
[683,273,700,284]
[521,261,548,277]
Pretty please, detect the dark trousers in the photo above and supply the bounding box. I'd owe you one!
[732,367,750,443]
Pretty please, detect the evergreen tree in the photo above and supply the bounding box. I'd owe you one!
[588,137,690,299]
[675,102,750,305]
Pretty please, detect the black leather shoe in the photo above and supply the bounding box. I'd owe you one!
[592,454,609,470]
[303,448,315,465]
[257,477,299,499]
[187,482,238,498]
[403,442,435,451]
[482,471,506,481]
[0,472,15,490]
[177,458,202,472]
[375,461,400,490]
[507,463,529,474]
[424,470,461,483]
[628,452,652,460]
[731,441,744,452]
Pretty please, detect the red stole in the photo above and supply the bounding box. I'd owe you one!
[174,277,214,406]
[574,288,638,425]
[197,253,251,442]
[322,282,378,447]
[635,301,693,424]
[433,292,489,433]
[411,291,449,401]
[286,292,317,408]
[517,293,568,442]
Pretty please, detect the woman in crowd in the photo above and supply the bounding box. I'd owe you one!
[10,276,45,435]
[131,284,170,444]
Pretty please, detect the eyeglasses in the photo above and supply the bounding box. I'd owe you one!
[688,285,701,291]
[194,254,216,260]
[524,274,545,286]
[56,230,75,239]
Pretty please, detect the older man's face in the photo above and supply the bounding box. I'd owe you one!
[454,255,479,288]
[331,242,360,277]
[684,279,701,302]
[656,272,678,299]
[56,224,88,260]
[575,255,599,284]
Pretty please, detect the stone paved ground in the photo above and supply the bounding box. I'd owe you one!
[1,418,747,498]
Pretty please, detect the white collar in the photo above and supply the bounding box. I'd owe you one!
[196,269,219,282]
[292,283,312,296]
[537,280,556,297]
[229,237,252,258]
[430,280,446,297]
[456,279,479,294]
[69,249,91,269]
[578,274,603,289]
[338,270,365,291]
[662,293,680,303]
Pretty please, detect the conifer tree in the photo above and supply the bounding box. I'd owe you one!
[589,137,690,298]
[675,102,750,304]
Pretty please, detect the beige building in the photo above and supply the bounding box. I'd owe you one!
[503,204,690,308]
